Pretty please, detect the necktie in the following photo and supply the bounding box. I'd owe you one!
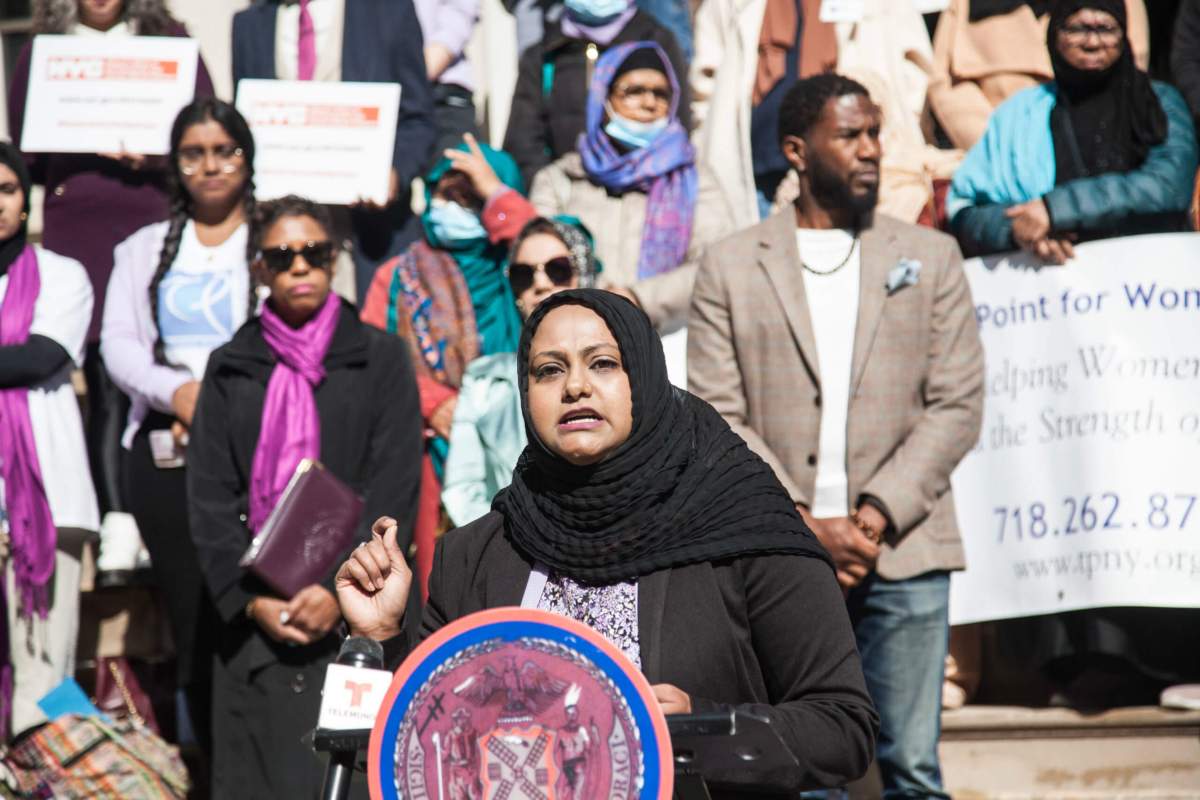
[297,0,316,81]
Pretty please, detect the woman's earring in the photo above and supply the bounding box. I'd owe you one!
[19,211,28,221]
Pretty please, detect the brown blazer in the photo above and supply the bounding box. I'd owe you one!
[687,211,984,580]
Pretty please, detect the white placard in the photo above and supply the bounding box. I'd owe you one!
[317,663,394,731]
[20,35,199,155]
[948,234,1200,625]
[236,79,401,206]
[820,0,865,23]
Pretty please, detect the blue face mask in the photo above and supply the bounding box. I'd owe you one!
[603,108,669,150]
[427,199,485,246]
[564,0,630,26]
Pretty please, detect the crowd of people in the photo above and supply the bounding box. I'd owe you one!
[1,0,1199,797]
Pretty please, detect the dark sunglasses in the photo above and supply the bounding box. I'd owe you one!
[259,240,336,273]
[508,256,576,295]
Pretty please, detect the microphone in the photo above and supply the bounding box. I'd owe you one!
[317,637,392,800]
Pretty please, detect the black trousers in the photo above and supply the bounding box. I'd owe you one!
[124,411,217,752]
[84,342,129,516]
[212,650,369,800]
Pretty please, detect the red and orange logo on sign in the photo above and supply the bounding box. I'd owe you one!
[251,103,381,128]
[45,57,179,81]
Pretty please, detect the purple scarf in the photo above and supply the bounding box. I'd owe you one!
[577,41,697,280]
[0,245,57,739]
[248,293,342,533]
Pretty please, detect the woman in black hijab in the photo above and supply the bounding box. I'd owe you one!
[947,0,1197,261]
[337,289,878,794]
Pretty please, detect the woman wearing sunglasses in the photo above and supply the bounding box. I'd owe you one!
[529,41,734,333]
[360,134,537,597]
[441,216,599,527]
[186,195,422,797]
[100,97,255,755]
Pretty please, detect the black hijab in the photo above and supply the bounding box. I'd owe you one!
[1046,0,1167,182]
[0,143,32,279]
[492,289,831,584]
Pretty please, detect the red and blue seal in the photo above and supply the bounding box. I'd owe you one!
[368,608,673,800]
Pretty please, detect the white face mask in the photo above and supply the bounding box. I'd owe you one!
[603,105,670,150]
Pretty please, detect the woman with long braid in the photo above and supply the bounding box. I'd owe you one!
[100,97,256,755]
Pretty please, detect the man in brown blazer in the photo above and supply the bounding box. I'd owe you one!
[689,74,984,798]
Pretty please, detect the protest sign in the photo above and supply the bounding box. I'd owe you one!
[949,233,1200,624]
[20,35,199,155]
[236,79,401,206]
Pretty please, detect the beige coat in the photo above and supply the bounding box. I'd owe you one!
[688,210,984,580]
[529,152,735,331]
[928,0,1149,151]
[691,0,948,228]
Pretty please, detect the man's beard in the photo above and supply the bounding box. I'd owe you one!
[808,155,879,217]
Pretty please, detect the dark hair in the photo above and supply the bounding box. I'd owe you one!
[35,0,179,35]
[149,97,257,367]
[777,73,871,142]
[251,195,337,256]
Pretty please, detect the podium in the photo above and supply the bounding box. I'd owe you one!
[668,711,803,799]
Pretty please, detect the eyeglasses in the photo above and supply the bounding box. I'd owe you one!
[259,240,336,273]
[508,256,576,295]
[178,145,245,176]
[1059,23,1122,44]
[611,85,671,105]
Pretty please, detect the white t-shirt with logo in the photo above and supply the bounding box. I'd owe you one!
[156,221,250,381]
[0,247,100,532]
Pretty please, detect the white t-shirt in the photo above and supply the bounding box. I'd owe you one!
[275,0,345,81]
[157,221,250,381]
[0,247,100,532]
[797,228,861,518]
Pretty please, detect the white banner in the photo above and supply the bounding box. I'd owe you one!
[20,35,199,155]
[236,79,401,206]
[949,233,1200,625]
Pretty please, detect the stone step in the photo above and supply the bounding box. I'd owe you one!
[939,705,1200,799]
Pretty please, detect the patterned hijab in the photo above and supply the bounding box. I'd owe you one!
[577,41,697,281]
[493,289,831,584]
[507,216,601,289]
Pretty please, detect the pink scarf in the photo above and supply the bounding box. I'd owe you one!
[0,245,57,738]
[247,293,342,533]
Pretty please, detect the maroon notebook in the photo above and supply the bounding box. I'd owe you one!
[239,459,365,598]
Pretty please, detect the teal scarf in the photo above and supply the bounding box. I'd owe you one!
[422,144,525,356]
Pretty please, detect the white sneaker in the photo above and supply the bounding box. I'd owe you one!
[96,512,146,574]
[1160,684,1200,710]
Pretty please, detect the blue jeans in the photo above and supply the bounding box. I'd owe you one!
[847,571,951,799]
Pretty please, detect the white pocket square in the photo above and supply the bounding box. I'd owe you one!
[886,258,922,294]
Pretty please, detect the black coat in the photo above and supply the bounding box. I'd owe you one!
[188,300,422,674]
[383,512,878,797]
[502,11,692,187]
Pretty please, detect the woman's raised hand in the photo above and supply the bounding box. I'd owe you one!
[442,133,502,200]
[335,516,412,641]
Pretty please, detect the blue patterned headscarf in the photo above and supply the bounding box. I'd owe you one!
[577,41,697,280]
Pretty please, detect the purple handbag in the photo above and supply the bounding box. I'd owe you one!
[239,459,364,598]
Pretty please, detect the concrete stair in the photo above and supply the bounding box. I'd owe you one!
[939,705,1200,799]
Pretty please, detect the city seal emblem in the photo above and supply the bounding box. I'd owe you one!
[368,608,673,800]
